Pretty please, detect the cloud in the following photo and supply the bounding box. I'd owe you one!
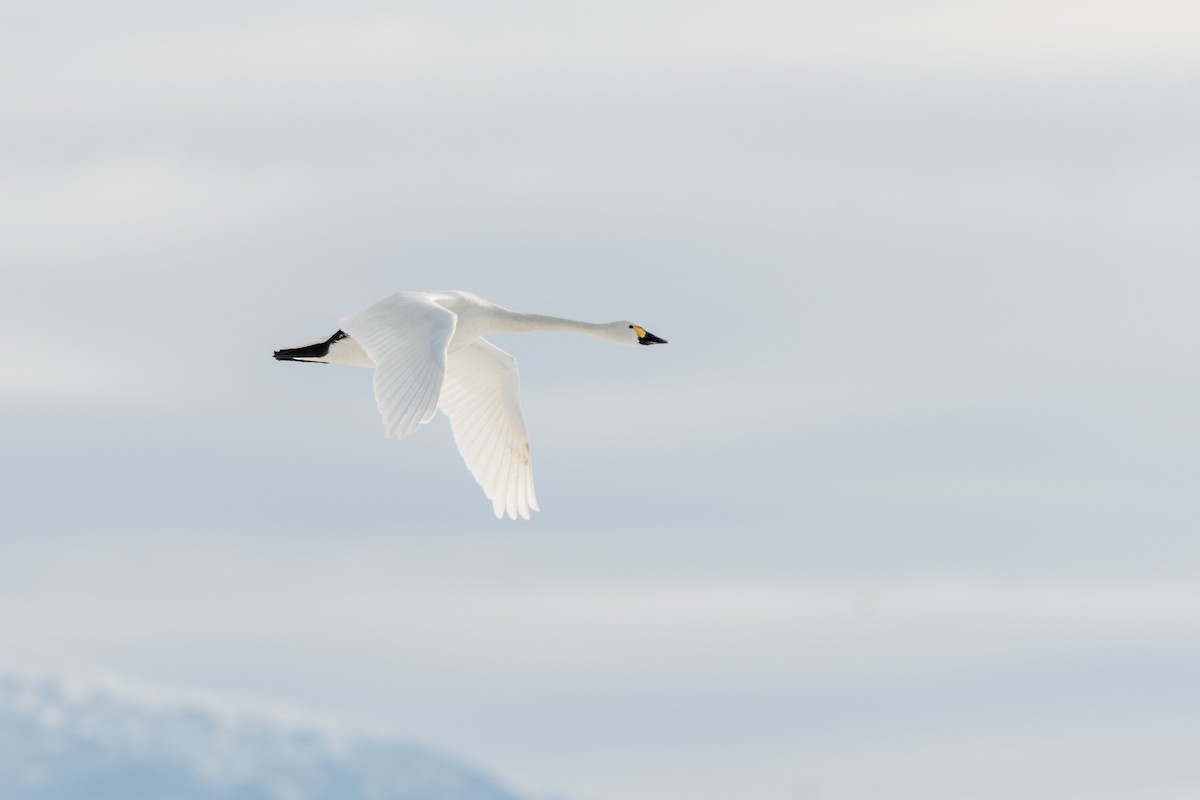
[0,157,308,265]
[7,0,1198,116]
[0,340,167,406]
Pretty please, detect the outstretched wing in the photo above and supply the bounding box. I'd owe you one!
[439,339,539,520]
[339,293,457,439]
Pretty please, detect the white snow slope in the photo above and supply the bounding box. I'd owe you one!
[0,664,525,800]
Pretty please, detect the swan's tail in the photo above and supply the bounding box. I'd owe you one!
[273,330,373,366]
[273,330,347,362]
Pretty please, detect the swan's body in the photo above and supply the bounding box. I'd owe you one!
[274,290,667,519]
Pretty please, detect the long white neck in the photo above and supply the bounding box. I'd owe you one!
[498,311,613,339]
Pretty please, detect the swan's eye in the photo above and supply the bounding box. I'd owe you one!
[631,325,647,338]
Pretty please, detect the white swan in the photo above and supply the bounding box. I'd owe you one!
[274,290,668,519]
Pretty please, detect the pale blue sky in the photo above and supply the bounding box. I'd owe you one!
[3,2,1200,798]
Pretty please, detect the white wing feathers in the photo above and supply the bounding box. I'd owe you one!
[339,293,457,439]
[337,294,537,519]
[439,340,539,520]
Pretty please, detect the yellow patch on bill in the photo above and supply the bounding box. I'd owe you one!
[632,325,647,338]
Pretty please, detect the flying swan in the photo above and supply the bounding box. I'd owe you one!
[273,290,668,519]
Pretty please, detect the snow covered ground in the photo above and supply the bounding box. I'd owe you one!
[0,661,523,800]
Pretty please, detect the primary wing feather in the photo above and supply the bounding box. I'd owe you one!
[338,293,457,439]
[439,339,539,520]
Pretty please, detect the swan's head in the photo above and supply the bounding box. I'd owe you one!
[610,321,668,347]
